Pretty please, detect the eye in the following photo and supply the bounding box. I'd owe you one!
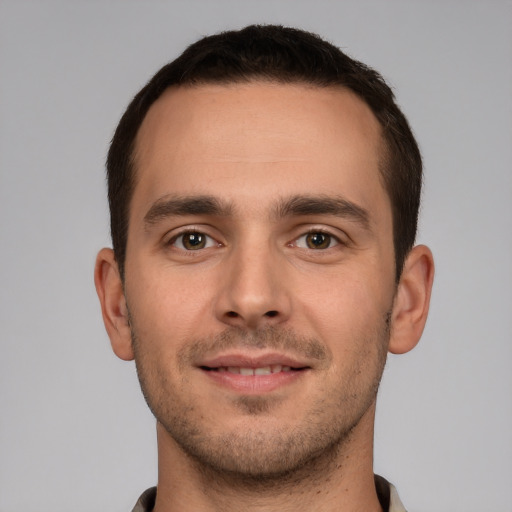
[170,231,218,251]
[294,231,339,250]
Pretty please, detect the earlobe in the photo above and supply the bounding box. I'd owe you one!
[94,248,134,361]
[388,245,435,355]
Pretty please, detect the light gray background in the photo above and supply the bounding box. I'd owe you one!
[1,1,511,511]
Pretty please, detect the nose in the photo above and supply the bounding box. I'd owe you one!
[214,243,292,330]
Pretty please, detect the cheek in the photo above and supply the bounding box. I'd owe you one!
[125,264,213,349]
[126,261,226,353]
[296,265,393,345]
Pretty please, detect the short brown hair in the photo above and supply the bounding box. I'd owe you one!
[107,24,422,280]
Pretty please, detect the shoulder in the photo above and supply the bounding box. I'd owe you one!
[375,474,407,512]
[131,486,157,512]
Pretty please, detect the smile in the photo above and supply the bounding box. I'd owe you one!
[204,365,294,375]
[199,356,309,394]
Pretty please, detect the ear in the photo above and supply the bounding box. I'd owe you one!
[94,248,134,361]
[388,244,435,354]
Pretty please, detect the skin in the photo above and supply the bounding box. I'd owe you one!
[95,82,434,512]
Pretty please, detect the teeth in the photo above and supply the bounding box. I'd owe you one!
[254,366,272,375]
[222,365,292,375]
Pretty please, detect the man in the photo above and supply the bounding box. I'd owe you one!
[95,25,434,512]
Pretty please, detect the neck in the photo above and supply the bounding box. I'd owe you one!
[152,404,382,512]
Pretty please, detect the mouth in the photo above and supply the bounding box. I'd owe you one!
[198,354,310,394]
[201,364,304,375]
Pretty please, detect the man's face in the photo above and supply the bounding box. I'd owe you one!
[123,82,396,477]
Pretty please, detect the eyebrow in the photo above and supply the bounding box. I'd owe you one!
[143,193,370,231]
[144,195,233,228]
[275,195,370,229]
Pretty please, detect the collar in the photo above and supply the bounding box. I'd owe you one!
[131,475,407,512]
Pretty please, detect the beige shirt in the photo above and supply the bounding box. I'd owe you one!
[131,475,407,512]
[389,482,407,512]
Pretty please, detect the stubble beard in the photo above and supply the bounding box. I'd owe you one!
[131,322,390,488]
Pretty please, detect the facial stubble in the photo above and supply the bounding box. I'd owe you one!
[130,321,390,487]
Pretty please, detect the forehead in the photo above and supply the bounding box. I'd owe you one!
[131,82,388,220]
[135,82,382,165]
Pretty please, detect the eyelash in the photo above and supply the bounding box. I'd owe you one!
[166,230,220,251]
[291,229,343,250]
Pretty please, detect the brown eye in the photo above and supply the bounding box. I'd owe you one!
[182,233,206,250]
[172,232,216,251]
[295,232,339,250]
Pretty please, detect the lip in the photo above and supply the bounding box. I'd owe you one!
[199,351,309,370]
[197,351,310,394]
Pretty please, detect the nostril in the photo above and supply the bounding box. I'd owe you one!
[226,311,239,318]
[265,310,278,318]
